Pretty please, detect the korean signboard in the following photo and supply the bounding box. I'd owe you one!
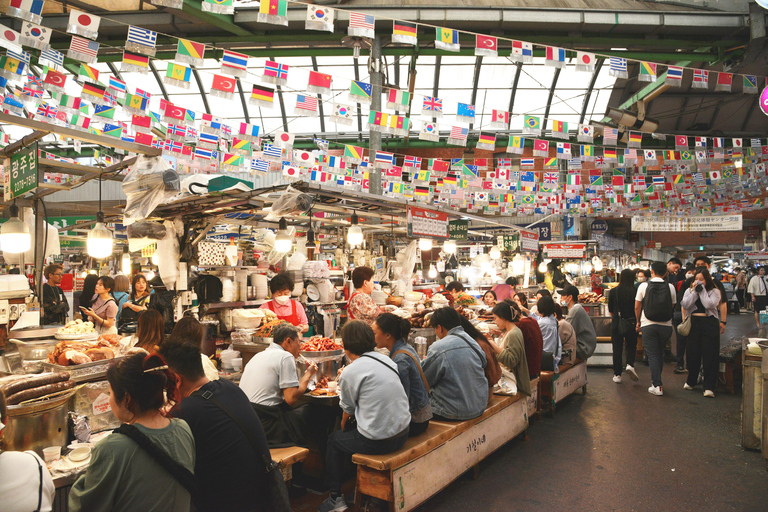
[4,142,38,201]
[543,243,587,259]
[407,205,449,238]
[631,215,742,232]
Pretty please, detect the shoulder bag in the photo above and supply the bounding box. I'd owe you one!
[391,349,429,393]
[191,389,292,512]
[677,314,691,336]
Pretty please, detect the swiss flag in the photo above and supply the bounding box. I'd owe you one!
[308,70,332,89]
[212,74,236,93]
[476,35,497,52]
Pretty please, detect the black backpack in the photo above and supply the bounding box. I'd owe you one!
[642,281,674,322]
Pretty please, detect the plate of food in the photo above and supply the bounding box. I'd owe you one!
[55,320,97,340]
[308,376,339,397]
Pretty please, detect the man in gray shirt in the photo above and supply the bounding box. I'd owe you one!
[423,307,488,421]
[559,284,597,361]
[239,324,317,447]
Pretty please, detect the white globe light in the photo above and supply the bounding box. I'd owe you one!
[151,251,159,265]
[428,264,437,279]
[274,233,293,253]
[583,262,593,272]
[443,240,457,254]
[419,238,433,251]
[489,245,501,260]
[0,206,31,254]
[87,222,113,259]
[347,225,363,246]
[538,261,548,273]
[592,255,604,272]
[122,251,131,274]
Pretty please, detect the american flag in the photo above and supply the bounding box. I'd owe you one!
[70,36,99,58]
[449,126,468,140]
[423,96,442,113]
[603,128,618,142]
[349,12,375,30]
[296,94,318,112]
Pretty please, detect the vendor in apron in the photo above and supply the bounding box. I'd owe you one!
[260,272,309,333]
[80,276,119,335]
[346,266,383,325]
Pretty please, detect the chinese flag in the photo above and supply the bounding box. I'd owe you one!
[308,71,331,89]
[132,114,151,128]
[134,132,154,146]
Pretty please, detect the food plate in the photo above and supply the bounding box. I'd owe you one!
[54,332,98,341]
[68,446,91,462]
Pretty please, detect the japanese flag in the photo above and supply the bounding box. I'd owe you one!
[68,10,101,37]
[282,164,300,178]
[275,130,295,148]
[294,150,314,165]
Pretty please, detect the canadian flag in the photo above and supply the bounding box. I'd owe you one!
[496,168,509,180]
[492,109,509,124]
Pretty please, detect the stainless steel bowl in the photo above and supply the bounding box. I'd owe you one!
[298,349,345,383]
[8,339,59,374]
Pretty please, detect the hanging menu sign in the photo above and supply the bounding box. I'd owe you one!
[4,142,38,202]
[448,220,468,240]
[543,243,587,259]
[631,215,742,232]
[407,205,449,238]
[520,229,539,252]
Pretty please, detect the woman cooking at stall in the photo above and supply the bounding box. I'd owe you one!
[260,272,309,333]
[118,273,153,332]
[80,276,118,335]
[346,266,383,325]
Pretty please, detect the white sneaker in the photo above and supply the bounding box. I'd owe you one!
[613,375,622,383]
[625,365,639,381]
[683,383,694,390]
[648,385,663,396]
[703,390,715,398]
[318,495,349,512]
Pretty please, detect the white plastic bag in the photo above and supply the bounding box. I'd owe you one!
[156,219,181,290]
[122,155,180,225]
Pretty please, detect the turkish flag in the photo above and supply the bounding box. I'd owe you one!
[308,71,332,89]
[675,135,688,147]
[44,69,66,87]
[534,139,549,152]
[164,103,186,121]
[476,35,497,51]
[212,74,236,93]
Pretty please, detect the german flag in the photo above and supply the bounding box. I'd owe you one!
[251,84,274,103]
[628,132,642,145]
[414,186,430,197]
[393,21,417,38]
[477,132,495,146]
[81,82,106,100]
[123,51,149,69]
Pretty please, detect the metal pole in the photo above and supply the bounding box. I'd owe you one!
[368,36,383,195]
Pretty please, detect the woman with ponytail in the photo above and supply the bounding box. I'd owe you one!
[490,301,532,397]
[69,353,196,512]
[373,313,432,436]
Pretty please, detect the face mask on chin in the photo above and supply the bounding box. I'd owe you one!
[275,295,291,305]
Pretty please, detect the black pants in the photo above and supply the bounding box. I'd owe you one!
[408,420,430,437]
[736,289,745,308]
[611,318,637,376]
[686,316,720,392]
[325,427,408,492]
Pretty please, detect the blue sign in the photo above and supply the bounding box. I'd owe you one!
[564,216,577,238]
[591,219,608,234]
[515,222,551,241]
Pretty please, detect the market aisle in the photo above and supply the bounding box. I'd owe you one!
[419,313,768,512]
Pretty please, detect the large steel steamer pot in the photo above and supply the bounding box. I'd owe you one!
[5,389,76,456]
[297,349,345,383]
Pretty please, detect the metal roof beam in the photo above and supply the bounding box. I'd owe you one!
[236,78,250,124]
[542,67,562,132]
[176,0,253,37]
[579,58,604,125]
[469,56,482,131]
[190,66,211,115]
[432,56,441,102]
[149,60,170,102]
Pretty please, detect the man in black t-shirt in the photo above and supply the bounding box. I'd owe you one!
[160,342,270,512]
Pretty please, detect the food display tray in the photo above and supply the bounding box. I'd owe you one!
[54,332,99,341]
[42,357,122,383]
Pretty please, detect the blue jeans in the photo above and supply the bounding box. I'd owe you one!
[642,324,673,387]
[673,311,687,368]
[325,426,408,492]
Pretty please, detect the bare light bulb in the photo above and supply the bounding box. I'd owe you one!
[419,238,432,251]
[443,240,457,254]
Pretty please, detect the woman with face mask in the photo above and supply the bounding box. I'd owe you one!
[260,272,309,333]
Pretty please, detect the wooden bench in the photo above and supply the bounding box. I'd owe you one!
[269,446,309,483]
[539,360,588,415]
[718,338,743,394]
[526,376,540,422]
[351,394,528,511]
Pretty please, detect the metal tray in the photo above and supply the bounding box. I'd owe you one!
[42,357,122,383]
[300,348,344,358]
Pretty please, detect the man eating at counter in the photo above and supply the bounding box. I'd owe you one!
[260,271,309,333]
[239,324,318,447]
[423,307,489,420]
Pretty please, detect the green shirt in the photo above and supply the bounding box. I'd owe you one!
[69,419,196,512]
[497,327,532,397]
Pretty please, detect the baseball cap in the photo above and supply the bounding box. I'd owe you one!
[557,284,579,301]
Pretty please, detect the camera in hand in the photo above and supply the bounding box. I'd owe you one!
[695,284,703,293]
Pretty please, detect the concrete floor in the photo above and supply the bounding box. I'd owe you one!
[418,312,768,512]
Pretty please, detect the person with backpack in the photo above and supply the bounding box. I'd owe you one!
[634,261,677,396]
[681,268,722,398]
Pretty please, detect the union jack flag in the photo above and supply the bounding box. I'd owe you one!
[221,124,232,138]
[36,104,58,118]
[27,75,43,88]
[422,96,442,113]
[543,172,558,184]
[593,156,605,166]
[660,164,674,173]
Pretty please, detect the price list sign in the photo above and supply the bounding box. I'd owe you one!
[407,205,449,238]
[4,142,38,202]
[544,243,587,259]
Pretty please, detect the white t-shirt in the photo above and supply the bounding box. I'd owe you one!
[0,450,55,512]
[635,278,677,327]
[239,343,299,406]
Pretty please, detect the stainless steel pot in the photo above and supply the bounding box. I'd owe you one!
[298,349,345,383]
[5,389,76,456]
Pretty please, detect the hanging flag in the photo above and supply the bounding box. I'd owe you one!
[222,153,244,170]
[386,88,410,111]
[743,75,758,94]
[484,109,508,129]
[308,70,332,96]
[202,0,234,15]
[638,62,657,82]
[258,0,288,26]
[374,151,395,167]
[714,72,733,92]
[665,66,683,86]
[523,115,541,135]
[41,68,65,94]
[603,127,618,145]
[68,36,99,64]
[392,20,417,45]
[349,80,373,104]
[695,136,707,147]
[295,94,319,116]
[122,50,148,73]
[343,145,364,165]
[274,130,295,149]
[448,126,468,146]
[643,149,657,164]
[162,103,186,124]
[210,74,236,100]
[250,84,275,108]
[506,135,524,155]
[604,148,617,161]
[330,103,354,125]
[550,120,568,139]
[93,104,115,119]
[306,4,334,32]
[366,111,388,131]
[20,22,50,50]
[174,39,205,67]
[577,124,594,143]
[675,135,688,150]
[238,122,260,142]
[125,26,157,56]
[581,144,594,161]
[476,132,496,151]
[81,82,106,103]
[609,57,628,78]
[349,12,375,39]
[627,131,642,148]
[533,139,549,157]
[68,113,89,130]
[556,142,571,158]
[475,34,497,57]
[124,92,149,114]
[712,137,724,148]
[131,114,151,133]
[263,59,288,85]
[510,40,533,63]
[575,52,596,72]
[164,63,192,89]
[456,103,475,124]
[40,47,63,68]
[67,10,100,39]
[435,27,460,52]
[78,63,99,83]
[389,115,410,136]
[7,0,44,25]
[419,121,439,142]
[545,47,566,68]
[422,96,443,117]
[57,94,82,114]
[102,123,123,138]
[691,69,708,90]
[0,57,22,83]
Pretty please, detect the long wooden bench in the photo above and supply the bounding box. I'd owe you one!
[351,394,528,511]
[526,376,540,421]
[539,360,588,415]
[270,446,309,483]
